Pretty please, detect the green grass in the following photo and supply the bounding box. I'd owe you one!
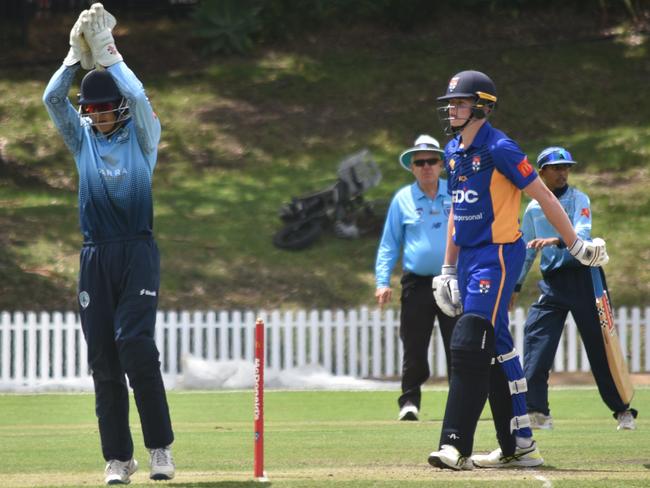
[1,10,649,310]
[0,388,648,487]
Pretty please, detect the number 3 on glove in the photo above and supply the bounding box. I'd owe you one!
[432,265,463,317]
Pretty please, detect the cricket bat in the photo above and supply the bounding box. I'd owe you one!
[590,267,634,404]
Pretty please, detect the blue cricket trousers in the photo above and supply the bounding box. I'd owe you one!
[457,239,532,444]
[523,266,629,415]
[78,236,173,461]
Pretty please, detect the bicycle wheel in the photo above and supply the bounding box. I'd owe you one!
[272,219,324,250]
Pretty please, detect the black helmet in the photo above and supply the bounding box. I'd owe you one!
[436,70,498,135]
[77,69,131,133]
[437,70,497,103]
[78,69,122,104]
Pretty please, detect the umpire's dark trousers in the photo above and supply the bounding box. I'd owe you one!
[79,237,174,462]
[523,266,629,416]
[398,272,457,409]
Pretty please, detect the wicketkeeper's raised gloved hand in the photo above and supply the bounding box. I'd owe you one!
[568,237,609,267]
[432,265,462,317]
[63,12,94,69]
[80,3,122,67]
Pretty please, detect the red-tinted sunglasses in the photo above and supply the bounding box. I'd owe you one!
[83,102,116,113]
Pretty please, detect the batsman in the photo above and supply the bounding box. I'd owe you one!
[43,3,174,484]
[427,71,610,470]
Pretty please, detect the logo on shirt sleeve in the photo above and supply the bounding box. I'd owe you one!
[517,157,533,178]
[581,208,590,218]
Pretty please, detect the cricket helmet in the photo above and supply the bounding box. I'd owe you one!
[78,69,131,129]
[436,70,497,135]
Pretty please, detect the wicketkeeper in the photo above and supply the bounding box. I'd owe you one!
[43,3,174,484]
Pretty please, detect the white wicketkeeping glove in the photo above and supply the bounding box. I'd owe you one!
[432,265,463,317]
[568,237,609,267]
[63,12,94,69]
[80,3,122,67]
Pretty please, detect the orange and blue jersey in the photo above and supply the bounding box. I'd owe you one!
[445,122,537,438]
[444,122,537,247]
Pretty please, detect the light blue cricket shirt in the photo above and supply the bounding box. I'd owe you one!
[375,180,451,287]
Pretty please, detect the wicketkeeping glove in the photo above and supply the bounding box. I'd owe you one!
[63,13,94,69]
[80,3,122,67]
[568,237,609,267]
[432,265,463,317]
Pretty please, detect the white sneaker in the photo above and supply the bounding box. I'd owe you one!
[529,411,553,430]
[472,441,544,468]
[149,446,175,480]
[398,402,419,421]
[104,458,138,485]
[616,409,637,431]
[428,444,473,471]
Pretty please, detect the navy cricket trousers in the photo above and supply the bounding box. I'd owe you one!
[398,272,457,409]
[78,237,173,461]
[523,266,629,416]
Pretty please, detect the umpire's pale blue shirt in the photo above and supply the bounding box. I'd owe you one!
[375,180,451,287]
[516,185,592,287]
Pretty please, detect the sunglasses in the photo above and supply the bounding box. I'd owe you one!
[83,102,116,114]
[413,158,442,167]
[538,149,573,167]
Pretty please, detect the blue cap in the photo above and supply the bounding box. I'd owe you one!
[536,146,577,169]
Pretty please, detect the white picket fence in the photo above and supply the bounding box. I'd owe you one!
[1,307,649,390]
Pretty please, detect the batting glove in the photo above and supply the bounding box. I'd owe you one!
[63,12,94,69]
[80,3,122,67]
[432,265,463,317]
[569,237,609,267]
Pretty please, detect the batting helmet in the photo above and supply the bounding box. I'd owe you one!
[436,70,497,135]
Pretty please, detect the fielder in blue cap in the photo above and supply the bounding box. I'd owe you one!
[514,146,638,431]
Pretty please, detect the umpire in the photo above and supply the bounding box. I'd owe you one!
[43,3,174,484]
[513,146,638,431]
[375,135,457,421]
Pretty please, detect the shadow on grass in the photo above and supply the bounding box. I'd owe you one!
[0,243,77,310]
